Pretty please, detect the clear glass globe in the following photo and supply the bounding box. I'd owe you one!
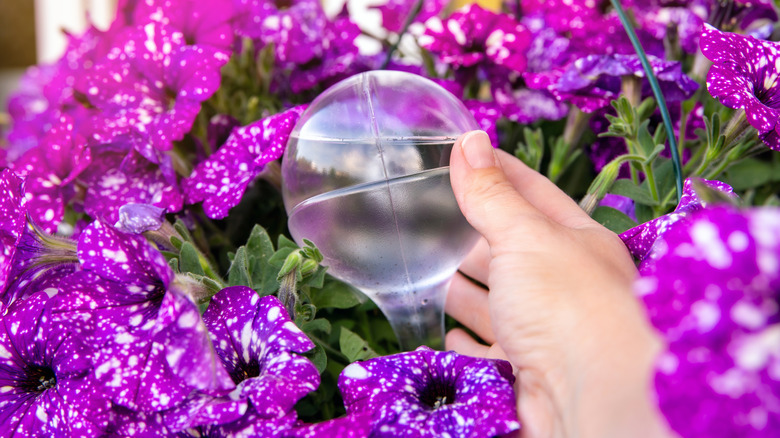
[281,70,480,350]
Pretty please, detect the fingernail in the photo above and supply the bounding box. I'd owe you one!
[461,130,496,169]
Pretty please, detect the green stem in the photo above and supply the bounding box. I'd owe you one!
[308,334,349,364]
[611,0,684,202]
[562,107,591,150]
[704,157,734,180]
[684,142,707,174]
[642,162,660,203]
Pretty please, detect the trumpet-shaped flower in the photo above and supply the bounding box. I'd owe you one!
[55,221,234,413]
[183,105,307,219]
[0,291,110,436]
[620,178,736,265]
[419,4,531,73]
[199,286,320,436]
[635,206,780,437]
[338,346,520,437]
[700,24,780,151]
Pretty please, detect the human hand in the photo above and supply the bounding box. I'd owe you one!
[446,131,672,438]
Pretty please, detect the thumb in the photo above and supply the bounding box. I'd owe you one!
[450,131,551,249]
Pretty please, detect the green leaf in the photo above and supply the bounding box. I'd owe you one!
[724,158,777,191]
[244,225,280,293]
[311,280,364,309]
[226,246,252,287]
[179,242,206,276]
[170,235,184,251]
[168,258,179,273]
[610,179,659,206]
[302,318,332,336]
[277,235,298,250]
[636,120,656,157]
[339,327,378,362]
[304,343,328,374]
[591,206,638,234]
[173,219,194,243]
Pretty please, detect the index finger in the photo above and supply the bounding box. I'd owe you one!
[495,149,596,230]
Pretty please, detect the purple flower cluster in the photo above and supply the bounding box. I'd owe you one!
[3,0,362,234]
[700,24,780,151]
[620,178,737,267]
[635,204,780,436]
[0,168,521,435]
[339,346,521,437]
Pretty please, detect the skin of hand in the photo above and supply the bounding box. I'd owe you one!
[446,130,673,438]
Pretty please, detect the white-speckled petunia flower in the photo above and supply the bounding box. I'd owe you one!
[338,346,520,437]
[9,115,92,234]
[635,205,780,437]
[620,178,736,266]
[199,286,320,436]
[0,290,111,436]
[183,105,307,219]
[528,53,698,113]
[54,220,234,413]
[0,169,77,312]
[419,4,530,74]
[79,21,228,161]
[700,24,780,151]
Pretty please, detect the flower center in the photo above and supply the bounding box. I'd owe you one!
[419,380,456,410]
[274,0,293,10]
[22,364,57,393]
[231,359,262,384]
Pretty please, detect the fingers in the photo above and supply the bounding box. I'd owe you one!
[446,329,512,364]
[450,131,596,244]
[495,149,595,230]
[450,131,551,250]
[445,328,490,357]
[458,237,490,285]
[446,272,495,343]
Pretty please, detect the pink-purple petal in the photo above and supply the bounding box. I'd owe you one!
[183,105,307,219]
[636,206,780,437]
[338,346,520,437]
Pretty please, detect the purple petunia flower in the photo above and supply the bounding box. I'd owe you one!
[372,0,447,33]
[80,146,183,224]
[419,4,531,73]
[631,0,709,54]
[700,24,780,151]
[0,169,77,311]
[338,346,520,437]
[4,25,114,162]
[183,105,307,219]
[55,220,234,413]
[620,178,737,266]
[635,206,780,437]
[528,53,698,113]
[234,0,328,65]
[121,0,235,54]
[79,21,228,162]
[286,412,373,438]
[0,290,111,436]
[199,286,320,436]
[463,100,502,148]
[0,170,28,293]
[9,115,91,234]
[286,16,363,94]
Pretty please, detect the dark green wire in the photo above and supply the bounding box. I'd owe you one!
[610,0,684,203]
